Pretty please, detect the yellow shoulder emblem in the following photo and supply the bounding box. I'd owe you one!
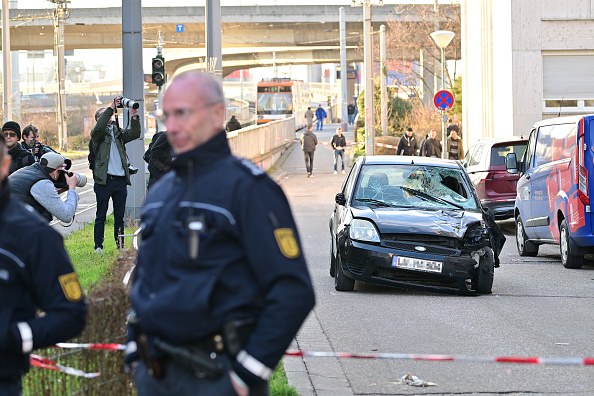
[274,228,300,259]
[58,272,83,302]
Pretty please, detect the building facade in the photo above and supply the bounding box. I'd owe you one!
[462,0,594,145]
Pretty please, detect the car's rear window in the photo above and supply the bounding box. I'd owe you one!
[490,143,527,166]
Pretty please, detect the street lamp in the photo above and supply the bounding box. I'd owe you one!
[430,30,455,159]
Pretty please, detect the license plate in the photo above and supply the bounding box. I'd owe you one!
[391,255,442,273]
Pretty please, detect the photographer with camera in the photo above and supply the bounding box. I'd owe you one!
[21,124,56,162]
[8,152,81,223]
[91,96,140,253]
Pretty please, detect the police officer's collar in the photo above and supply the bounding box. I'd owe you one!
[171,129,231,172]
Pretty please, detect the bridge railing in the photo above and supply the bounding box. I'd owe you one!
[227,117,296,170]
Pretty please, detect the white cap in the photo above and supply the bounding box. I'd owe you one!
[40,152,67,171]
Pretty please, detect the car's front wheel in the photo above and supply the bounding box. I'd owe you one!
[474,248,494,294]
[516,215,538,257]
[334,253,355,291]
[560,219,584,269]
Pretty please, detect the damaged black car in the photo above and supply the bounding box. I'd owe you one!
[329,156,505,295]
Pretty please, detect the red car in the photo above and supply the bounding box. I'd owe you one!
[464,138,528,220]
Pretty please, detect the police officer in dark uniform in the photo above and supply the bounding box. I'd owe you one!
[127,71,315,396]
[0,133,87,396]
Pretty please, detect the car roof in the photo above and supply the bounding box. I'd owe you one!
[359,155,462,169]
[532,114,594,128]
[468,136,528,146]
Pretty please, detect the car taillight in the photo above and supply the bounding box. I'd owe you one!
[576,119,589,205]
[481,172,495,182]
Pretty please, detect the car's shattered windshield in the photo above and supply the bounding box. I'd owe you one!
[352,164,478,211]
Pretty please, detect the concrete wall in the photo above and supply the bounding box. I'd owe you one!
[462,0,594,144]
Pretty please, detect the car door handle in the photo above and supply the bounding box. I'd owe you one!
[525,175,531,180]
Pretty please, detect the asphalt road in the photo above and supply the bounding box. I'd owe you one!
[279,125,594,395]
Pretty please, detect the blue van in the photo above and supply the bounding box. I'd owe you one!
[507,115,592,269]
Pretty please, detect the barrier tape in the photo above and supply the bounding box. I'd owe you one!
[48,342,594,367]
[284,351,594,366]
[30,354,101,378]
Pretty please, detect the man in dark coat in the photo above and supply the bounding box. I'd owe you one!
[225,115,242,132]
[301,125,318,177]
[3,121,34,175]
[396,127,418,156]
[422,130,442,158]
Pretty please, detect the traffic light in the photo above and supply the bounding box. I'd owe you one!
[151,55,165,87]
[327,96,331,106]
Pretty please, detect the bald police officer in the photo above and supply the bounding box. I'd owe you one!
[127,71,315,396]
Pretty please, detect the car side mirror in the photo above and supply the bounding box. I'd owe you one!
[335,193,346,206]
[506,153,518,174]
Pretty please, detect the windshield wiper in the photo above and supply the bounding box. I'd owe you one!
[354,198,394,207]
[400,186,465,210]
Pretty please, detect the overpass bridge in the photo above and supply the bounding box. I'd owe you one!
[4,4,458,51]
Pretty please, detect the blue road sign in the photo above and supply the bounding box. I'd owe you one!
[176,24,184,33]
[433,90,455,111]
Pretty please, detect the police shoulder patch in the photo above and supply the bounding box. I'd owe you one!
[274,228,300,259]
[238,158,265,177]
[58,272,83,302]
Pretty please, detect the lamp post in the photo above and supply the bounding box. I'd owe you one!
[430,30,454,159]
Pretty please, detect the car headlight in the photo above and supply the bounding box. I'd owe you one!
[349,219,380,242]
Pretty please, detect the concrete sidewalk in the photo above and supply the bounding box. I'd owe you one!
[270,123,357,396]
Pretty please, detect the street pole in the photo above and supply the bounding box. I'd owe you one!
[53,1,68,152]
[122,0,145,222]
[440,46,446,158]
[206,0,222,81]
[156,32,163,133]
[2,0,12,122]
[339,7,348,133]
[380,24,387,136]
[363,0,374,155]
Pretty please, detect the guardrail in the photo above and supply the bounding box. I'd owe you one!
[227,116,297,170]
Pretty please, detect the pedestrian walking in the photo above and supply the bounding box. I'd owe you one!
[0,133,87,396]
[422,130,442,158]
[315,105,327,130]
[126,71,315,396]
[331,127,347,174]
[304,107,314,128]
[225,115,241,132]
[447,129,464,160]
[347,101,356,126]
[301,125,318,177]
[91,97,141,253]
[446,119,459,137]
[396,127,418,156]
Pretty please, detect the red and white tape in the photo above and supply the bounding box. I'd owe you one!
[30,354,101,378]
[284,350,594,366]
[49,342,594,367]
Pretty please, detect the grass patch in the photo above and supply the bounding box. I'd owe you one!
[270,361,299,396]
[60,149,88,159]
[64,214,135,290]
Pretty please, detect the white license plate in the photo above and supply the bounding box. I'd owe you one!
[392,255,442,273]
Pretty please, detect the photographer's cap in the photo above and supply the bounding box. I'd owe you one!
[40,152,67,171]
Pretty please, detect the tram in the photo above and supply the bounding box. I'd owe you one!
[256,79,310,129]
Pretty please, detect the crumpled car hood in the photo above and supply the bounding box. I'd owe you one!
[350,206,484,239]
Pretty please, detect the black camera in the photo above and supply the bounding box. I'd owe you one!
[54,170,87,190]
[117,96,140,110]
[128,165,139,175]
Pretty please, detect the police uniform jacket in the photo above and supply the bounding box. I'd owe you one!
[0,180,87,379]
[8,163,54,222]
[129,131,315,387]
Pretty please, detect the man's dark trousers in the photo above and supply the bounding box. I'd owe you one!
[94,175,127,249]
[304,151,315,175]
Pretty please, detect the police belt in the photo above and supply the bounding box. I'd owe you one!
[136,319,256,380]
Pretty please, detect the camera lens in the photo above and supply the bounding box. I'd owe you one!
[76,173,87,188]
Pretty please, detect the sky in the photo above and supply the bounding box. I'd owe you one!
[15,0,455,8]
